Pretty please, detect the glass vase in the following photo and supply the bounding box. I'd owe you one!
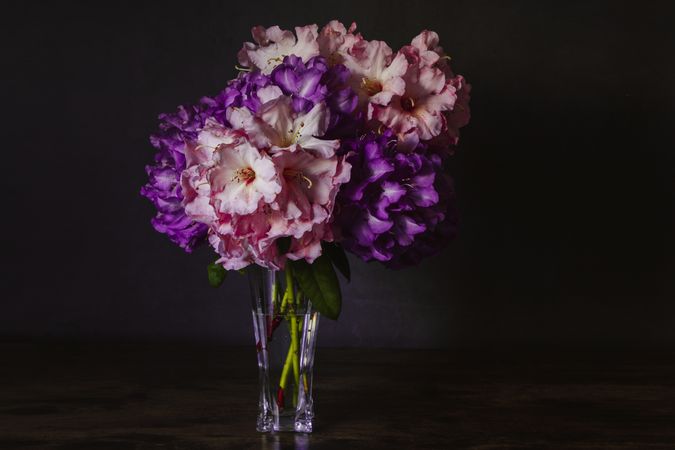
[247,265,320,433]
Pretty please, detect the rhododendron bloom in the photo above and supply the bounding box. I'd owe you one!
[372,62,457,149]
[181,120,279,218]
[317,20,360,65]
[406,30,443,68]
[228,96,340,158]
[341,40,408,108]
[180,105,351,270]
[238,25,320,74]
[143,20,470,273]
[209,141,280,216]
[274,149,350,236]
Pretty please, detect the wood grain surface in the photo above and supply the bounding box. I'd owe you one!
[1,342,674,449]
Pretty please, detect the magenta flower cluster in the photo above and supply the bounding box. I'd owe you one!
[142,21,470,269]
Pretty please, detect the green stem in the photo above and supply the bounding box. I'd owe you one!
[278,265,302,408]
[285,265,301,406]
[290,314,300,407]
[272,274,281,312]
[279,342,294,392]
[285,265,294,304]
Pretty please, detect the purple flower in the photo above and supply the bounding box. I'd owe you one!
[270,55,358,132]
[208,71,274,123]
[141,104,210,252]
[335,129,458,268]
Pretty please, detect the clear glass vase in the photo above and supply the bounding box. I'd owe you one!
[247,265,320,433]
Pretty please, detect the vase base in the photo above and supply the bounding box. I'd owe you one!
[293,419,313,433]
[256,413,274,433]
[257,412,313,433]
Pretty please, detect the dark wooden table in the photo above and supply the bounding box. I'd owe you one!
[1,341,674,449]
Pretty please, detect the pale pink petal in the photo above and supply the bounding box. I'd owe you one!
[318,20,348,59]
[363,40,392,77]
[240,24,320,74]
[226,107,276,149]
[258,97,294,145]
[297,136,340,158]
[195,119,239,155]
[418,65,447,95]
[287,228,323,263]
[380,52,408,80]
[184,141,211,167]
[256,85,284,103]
[292,25,320,61]
[296,102,330,138]
[210,232,254,271]
[413,108,445,140]
[250,157,282,203]
[411,30,439,51]
[371,102,416,135]
[210,141,281,215]
[422,83,457,113]
[181,166,217,225]
[264,26,295,46]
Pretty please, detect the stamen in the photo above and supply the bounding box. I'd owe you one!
[300,174,313,189]
[284,168,313,189]
[292,121,305,144]
[231,167,256,183]
[400,96,415,111]
[235,65,252,72]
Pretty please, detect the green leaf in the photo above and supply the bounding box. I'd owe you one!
[322,242,351,281]
[290,255,342,320]
[207,262,228,288]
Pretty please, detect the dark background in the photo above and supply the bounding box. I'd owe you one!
[3,1,674,348]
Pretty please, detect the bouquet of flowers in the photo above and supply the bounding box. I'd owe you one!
[141,20,470,432]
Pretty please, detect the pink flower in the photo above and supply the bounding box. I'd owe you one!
[400,31,472,151]
[371,63,457,149]
[238,25,320,74]
[287,222,331,262]
[273,147,350,237]
[406,30,443,68]
[180,122,282,270]
[180,99,351,269]
[285,155,351,263]
[317,20,360,65]
[209,141,280,216]
[341,40,408,108]
[228,95,340,158]
[208,231,255,270]
[187,120,282,216]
